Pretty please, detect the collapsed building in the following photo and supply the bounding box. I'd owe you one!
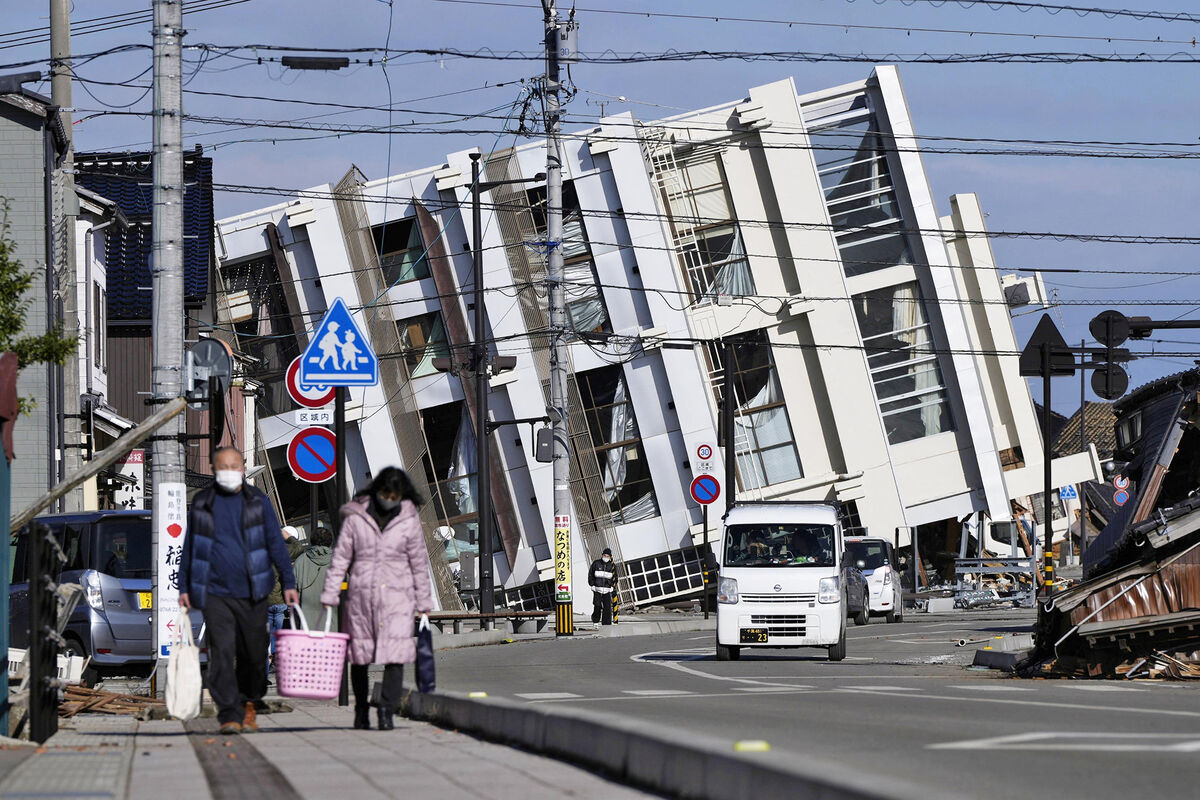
[1031,369,1200,676]
[214,66,1096,614]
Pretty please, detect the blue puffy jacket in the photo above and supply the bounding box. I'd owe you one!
[180,483,296,610]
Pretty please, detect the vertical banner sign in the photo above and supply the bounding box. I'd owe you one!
[114,450,145,509]
[554,515,571,602]
[156,482,187,657]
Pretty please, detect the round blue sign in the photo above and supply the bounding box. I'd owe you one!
[690,474,721,505]
[288,427,337,483]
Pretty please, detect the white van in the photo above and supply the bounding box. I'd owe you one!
[715,502,850,661]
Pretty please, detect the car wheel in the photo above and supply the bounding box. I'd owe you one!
[716,643,740,661]
[853,592,870,626]
[62,637,99,688]
[828,628,847,662]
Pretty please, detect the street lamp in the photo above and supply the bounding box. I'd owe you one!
[468,152,544,614]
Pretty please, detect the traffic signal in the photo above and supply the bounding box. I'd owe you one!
[1088,310,1131,401]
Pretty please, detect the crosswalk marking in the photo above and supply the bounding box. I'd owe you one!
[841,685,922,692]
[731,685,813,692]
[514,692,583,700]
[622,689,694,696]
[948,684,1033,692]
[1063,684,1145,692]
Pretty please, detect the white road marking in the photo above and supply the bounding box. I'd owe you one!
[513,692,583,700]
[839,685,922,692]
[623,689,694,696]
[838,688,1200,719]
[932,732,1200,752]
[948,684,1033,692]
[1063,684,1146,692]
[731,686,814,692]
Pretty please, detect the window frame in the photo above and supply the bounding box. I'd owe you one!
[373,217,430,287]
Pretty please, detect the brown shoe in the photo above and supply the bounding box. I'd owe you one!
[242,702,258,733]
[219,722,242,735]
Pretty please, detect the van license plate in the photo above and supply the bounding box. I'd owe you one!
[137,592,153,609]
[740,627,769,644]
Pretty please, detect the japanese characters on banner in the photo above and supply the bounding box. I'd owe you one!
[114,449,145,509]
[554,514,571,603]
[156,482,188,657]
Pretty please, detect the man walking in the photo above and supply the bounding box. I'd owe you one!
[179,446,298,734]
[588,548,616,626]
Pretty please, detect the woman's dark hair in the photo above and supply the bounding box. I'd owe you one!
[360,467,424,507]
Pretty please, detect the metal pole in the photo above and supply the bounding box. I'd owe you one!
[150,0,185,683]
[545,0,572,637]
[471,153,495,616]
[334,386,348,705]
[723,338,737,508]
[702,504,709,620]
[1078,339,1087,559]
[309,483,318,541]
[51,0,82,511]
[1041,343,1055,592]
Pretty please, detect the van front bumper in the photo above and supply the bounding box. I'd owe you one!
[717,602,841,647]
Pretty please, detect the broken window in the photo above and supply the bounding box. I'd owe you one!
[527,183,611,335]
[710,330,804,489]
[372,217,430,286]
[807,104,914,278]
[853,282,954,444]
[397,311,449,379]
[658,152,755,303]
[218,255,300,416]
[1116,411,1143,450]
[577,365,659,525]
[421,402,499,561]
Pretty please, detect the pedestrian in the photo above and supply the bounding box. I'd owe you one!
[588,548,615,626]
[178,446,298,735]
[321,467,434,731]
[266,525,306,679]
[294,526,335,629]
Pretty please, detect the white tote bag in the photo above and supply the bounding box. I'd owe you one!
[165,609,202,721]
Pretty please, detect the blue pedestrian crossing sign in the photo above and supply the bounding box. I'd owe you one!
[1058,484,1078,501]
[299,298,378,387]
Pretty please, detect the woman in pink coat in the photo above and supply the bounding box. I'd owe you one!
[321,467,434,730]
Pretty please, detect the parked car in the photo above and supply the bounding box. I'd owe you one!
[715,502,869,662]
[845,536,904,623]
[9,511,204,685]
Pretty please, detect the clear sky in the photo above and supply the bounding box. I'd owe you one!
[4,0,1199,413]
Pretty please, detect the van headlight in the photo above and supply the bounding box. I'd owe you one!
[818,576,840,604]
[82,570,104,611]
[717,576,739,604]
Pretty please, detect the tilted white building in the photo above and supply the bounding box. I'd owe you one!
[215,66,1096,611]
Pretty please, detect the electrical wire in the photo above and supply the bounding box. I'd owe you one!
[0,0,255,51]
[855,0,1200,25]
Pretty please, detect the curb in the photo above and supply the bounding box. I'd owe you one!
[406,691,958,800]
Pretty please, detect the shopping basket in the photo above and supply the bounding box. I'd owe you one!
[273,606,349,700]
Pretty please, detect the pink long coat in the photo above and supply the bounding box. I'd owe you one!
[320,498,434,665]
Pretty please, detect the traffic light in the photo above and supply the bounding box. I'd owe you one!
[27,524,64,743]
[1088,311,1131,401]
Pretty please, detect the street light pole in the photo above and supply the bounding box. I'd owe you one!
[470,153,494,614]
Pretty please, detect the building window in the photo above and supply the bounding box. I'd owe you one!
[657,153,754,303]
[709,330,804,490]
[807,102,914,279]
[576,365,659,525]
[398,312,449,379]
[853,282,954,444]
[527,183,611,335]
[421,402,499,561]
[373,217,429,286]
[93,282,106,369]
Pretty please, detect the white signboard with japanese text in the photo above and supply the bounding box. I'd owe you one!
[294,408,334,426]
[114,449,145,509]
[156,482,188,658]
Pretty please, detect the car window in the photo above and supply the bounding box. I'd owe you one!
[60,524,85,571]
[845,540,889,571]
[724,523,836,567]
[93,518,152,578]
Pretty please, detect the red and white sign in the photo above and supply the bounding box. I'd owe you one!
[696,444,713,461]
[156,481,187,658]
[288,426,338,484]
[693,441,716,476]
[1113,475,1130,491]
[286,355,336,409]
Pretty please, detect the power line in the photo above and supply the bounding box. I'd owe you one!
[0,0,255,51]
[857,0,1200,25]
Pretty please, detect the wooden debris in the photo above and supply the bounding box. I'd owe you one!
[58,686,165,719]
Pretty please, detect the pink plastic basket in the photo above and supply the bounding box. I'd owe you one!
[273,606,349,700]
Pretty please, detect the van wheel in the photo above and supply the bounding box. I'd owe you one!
[716,644,740,661]
[853,593,870,626]
[63,637,98,689]
[828,630,846,662]
[886,606,903,623]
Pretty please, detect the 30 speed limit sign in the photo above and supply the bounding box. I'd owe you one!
[693,442,716,476]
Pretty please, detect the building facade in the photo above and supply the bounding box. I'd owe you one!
[216,67,1095,612]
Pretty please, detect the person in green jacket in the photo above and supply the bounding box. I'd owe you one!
[267,526,306,677]
[294,526,336,630]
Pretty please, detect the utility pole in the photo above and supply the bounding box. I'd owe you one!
[50,0,82,510]
[150,0,186,684]
[543,0,572,636]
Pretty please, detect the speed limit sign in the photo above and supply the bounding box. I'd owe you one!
[693,442,716,476]
[697,444,713,460]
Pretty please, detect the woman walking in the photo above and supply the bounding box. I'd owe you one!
[321,467,434,730]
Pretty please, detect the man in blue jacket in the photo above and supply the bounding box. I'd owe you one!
[179,446,298,734]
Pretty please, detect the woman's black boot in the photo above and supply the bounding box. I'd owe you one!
[353,706,371,730]
[377,707,395,731]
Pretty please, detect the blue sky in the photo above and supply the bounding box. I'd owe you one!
[5,0,1199,412]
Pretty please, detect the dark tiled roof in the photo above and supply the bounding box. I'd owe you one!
[1052,401,1117,458]
[75,149,213,320]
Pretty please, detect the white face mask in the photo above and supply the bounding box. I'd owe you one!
[215,469,243,492]
[375,495,401,511]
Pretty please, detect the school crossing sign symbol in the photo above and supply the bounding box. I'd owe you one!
[299,298,378,387]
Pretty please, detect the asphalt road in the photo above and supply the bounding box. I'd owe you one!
[435,611,1200,799]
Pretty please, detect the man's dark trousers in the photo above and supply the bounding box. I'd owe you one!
[205,595,269,725]
[591,591,613,625]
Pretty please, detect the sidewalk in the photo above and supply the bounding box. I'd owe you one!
[0,702,658,800]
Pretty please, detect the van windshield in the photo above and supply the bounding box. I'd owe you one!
[845,540,889,571]
[724,523,836,567]
[93,518,153,578]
